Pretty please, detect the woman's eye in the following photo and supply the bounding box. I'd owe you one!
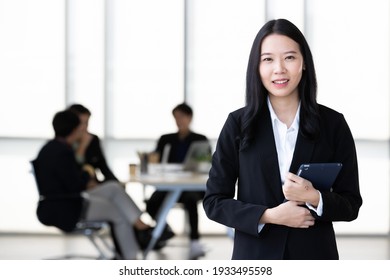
[262,57,272,62]
[285,56,295,60]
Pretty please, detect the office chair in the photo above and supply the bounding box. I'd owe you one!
[30,160,120,260]
[59,220,117,260]
[42,219,118,260]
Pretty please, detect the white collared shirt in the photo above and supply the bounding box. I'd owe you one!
[267,97,300,184]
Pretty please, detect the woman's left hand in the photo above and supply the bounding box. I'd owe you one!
[283,172,320,207]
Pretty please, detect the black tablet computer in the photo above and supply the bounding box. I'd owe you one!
[297,163,343,191]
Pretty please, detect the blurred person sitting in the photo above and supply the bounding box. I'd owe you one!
[67,104,119,183]
[33,110,171,259]
[145,103,211,259]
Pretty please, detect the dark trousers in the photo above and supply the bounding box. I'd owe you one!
[146,191,205,240]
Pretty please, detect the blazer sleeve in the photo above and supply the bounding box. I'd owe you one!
[203,112,267,236]
[317,112,362,222]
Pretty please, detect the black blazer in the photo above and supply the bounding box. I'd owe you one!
[85,134,118,182]
[156,132,209,163]
[203,104,362,259]
[33,139,89,232]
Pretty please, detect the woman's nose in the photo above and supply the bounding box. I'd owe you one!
[273,59,286,73]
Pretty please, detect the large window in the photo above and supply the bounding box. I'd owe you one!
[307,0,389,140]
[106,0,185,139]
[186,0,266,138]
[66,0,105,136]
[0,0,65,138]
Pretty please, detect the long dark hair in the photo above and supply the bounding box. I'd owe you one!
[68,104,91,116]
[241,18,320,149]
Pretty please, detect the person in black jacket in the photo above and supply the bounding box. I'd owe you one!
[33,110,169,259]
[146,103,210,259]
[203,19,362,259]
[67,104,119,183]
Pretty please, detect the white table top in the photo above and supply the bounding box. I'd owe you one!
[128,163,209,189]
[129,172,208,189]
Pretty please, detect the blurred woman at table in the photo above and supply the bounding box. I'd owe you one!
[67,104,120,184]
[146,102,211,259]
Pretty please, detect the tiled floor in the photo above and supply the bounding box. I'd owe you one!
[0,233,389,260]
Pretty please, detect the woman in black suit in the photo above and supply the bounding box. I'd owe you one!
[68,104,119,183]
[203,19,362,260]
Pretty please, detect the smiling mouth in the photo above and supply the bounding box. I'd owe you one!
[272,79,289,84]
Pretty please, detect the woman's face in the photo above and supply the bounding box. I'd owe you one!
[79,113,90,133]
[259,34,304,101]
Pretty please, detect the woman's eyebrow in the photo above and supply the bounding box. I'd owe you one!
[260,50,298,56]
[284,50,298,55]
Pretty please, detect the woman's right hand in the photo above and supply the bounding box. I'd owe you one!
[260,200,315,228]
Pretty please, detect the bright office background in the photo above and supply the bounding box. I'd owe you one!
[0,0,389,236]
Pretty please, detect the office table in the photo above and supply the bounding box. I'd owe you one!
[129,170,208,259]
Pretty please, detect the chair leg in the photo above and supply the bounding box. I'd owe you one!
[85,234,111,260]
[44,222,120,260]
[83,226,119,260]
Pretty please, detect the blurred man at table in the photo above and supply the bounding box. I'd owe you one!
[146,103,211,259]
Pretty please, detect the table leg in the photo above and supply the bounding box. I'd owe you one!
[143,188,182,259]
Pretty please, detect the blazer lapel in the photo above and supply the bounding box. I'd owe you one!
[254,106,284,202]
[289,130,316,174]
